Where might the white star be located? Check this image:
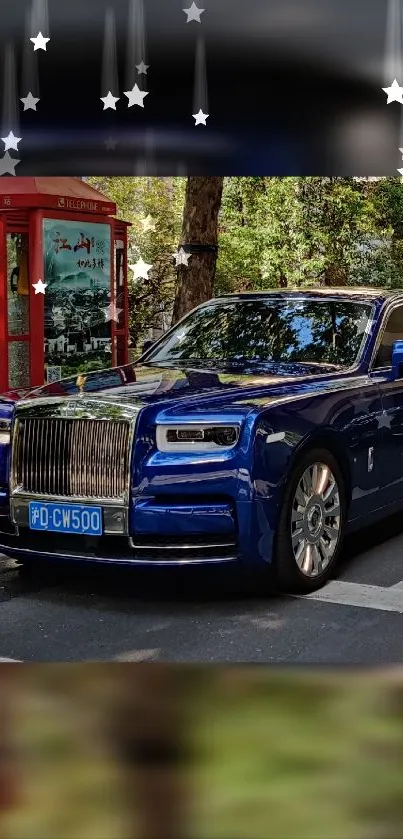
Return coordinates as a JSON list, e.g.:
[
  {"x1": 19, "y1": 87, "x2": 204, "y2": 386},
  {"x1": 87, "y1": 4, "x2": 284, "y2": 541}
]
[
  {"x1": 399, "y1": 147, "x2": 403, "y2": 155},
  {"x1": 1, "y1": 131, "x2": 22, "y2": 151},
  {"x1": 183, "y1": 2, "x2": 205, "y2": 22},
  {"x1": 175, "y1": 329, "x2": 187, "y2": 344},
  {"x1": 378, "y1": 411, "x2": 392, "y2": 429},
  {"x1": 192, "y1": 109, "x2": 209, "y2": 125},
  {"x1": 140, "y1": 215, "x2": 156, "y2": 232},
  {"x1": 0, "y1": 152, "x2": 20, "y2": 176},
  {"x1": 398, "y1": 168, "x2": 403, "y2": 176},
  {"x1": 382, "y1": 79, "x2": 403, "y2": 104},
  {"x1": 355, "y1": 314, "x2": 373, "y2": 336},
  {"x1": 124, "y1": 84, "x2": 149, "y2": 108},
  {"x1": 173, "y1": 247, "x2": 192, "y2": 266},
  {"x1": 30, "y1": 32, "x2": 50, "y2": 51},
  {"x1": 20, "y1": 92, "x2": 40, "y2": 111},
  {"x1": 103, "y1": 303, "x2": 123, "y2": 323},
  {"x1": 130, "y1": 258, "x2": 153, "y2": 279},
  {"x1": 32, "y1": 279, "x2": 47, "y2": 295},
  {"x1": 105, "y1": 137, "x2": 117, "y2": 150},
  {"x1": 101, "y1": 92, "x2": 120, "y2": 110},
  {"x1": 136, "y1": 61, "x2": 149, "y2": 75}
]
